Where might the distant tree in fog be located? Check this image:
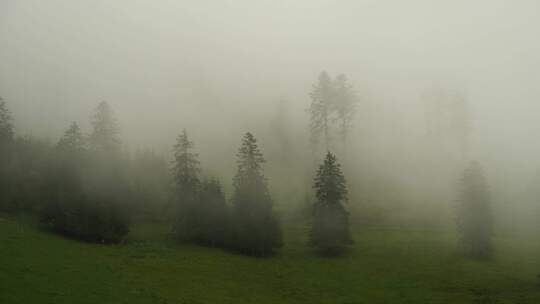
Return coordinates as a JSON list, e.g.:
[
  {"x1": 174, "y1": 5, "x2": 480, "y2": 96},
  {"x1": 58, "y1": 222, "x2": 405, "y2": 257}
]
[
  {"x1": 230, "y1": 132, "x2": 282, "y2": 256},
  {"x1": 333, "y1": 74, "x2": 358, "y2": 145},
  {"x1": 0, "y1": 97, "x2": 14, "y2": 144},
  {"x1": 457, "y1": 161, "x2": 493, "y2": 258},
  {"x1": 89, "y1": 101, "x2": 120, "y2": 152},
  {"x1": 310, "y1": 152, "x2": 352, "y2": 255},
  {"x1": 57, "y1": 122, "x2": 86, "y2": 153},
  {"x1": 309, "y1": 72, "x2": 358, "y2": 151},
  {"x1": 172, "y1": 129, "x2": 202, "y2": 241},
  {"x1": 309, "y1": 71, "x2": 334, "y2": 150},
  {"x1": 271, "y1": 99, "x2": 292, "y2": 164}
]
